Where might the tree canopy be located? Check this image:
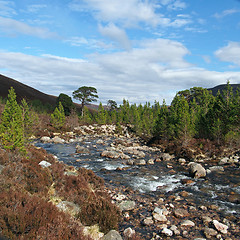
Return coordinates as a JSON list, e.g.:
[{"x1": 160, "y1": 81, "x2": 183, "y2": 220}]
[{"x1": 72, "y1": 86, "x2": 98, "y2": 116}]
